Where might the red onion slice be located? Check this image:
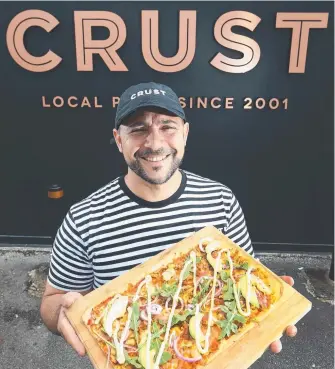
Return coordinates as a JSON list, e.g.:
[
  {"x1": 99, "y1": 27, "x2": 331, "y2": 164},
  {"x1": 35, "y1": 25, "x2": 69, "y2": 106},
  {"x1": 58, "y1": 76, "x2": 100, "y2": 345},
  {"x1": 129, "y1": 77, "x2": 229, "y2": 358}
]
[
  {"x1": 169, "y1": 331, "x2": 176, "y2": 348},
  {"x1": 173, "y1": 336, "x2": 202, "y2": 363},
  {"x1": 150, "y1": 303, "x2": 163, "y2": 315},
  {"x1": 214, "y1": 279, "x2": 223, "y2": 297},
  {"x1": 140, "y1": 303, "x2": 163, "y2": 320},
  {"x1": 124, "y1": 344, "x2": 138, "y2": 353}
]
